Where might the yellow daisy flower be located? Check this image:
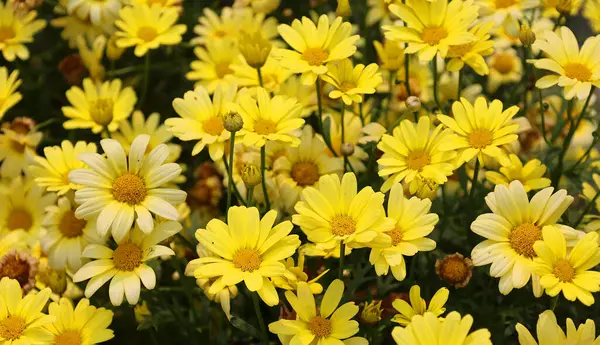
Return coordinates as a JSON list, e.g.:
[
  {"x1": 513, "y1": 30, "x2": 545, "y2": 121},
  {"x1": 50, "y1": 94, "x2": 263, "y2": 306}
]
[
  {"x1": 73, "y1": 221, "x2": 181, "y2": 306},
  {"x1": 0, "y1": 118, "x2": 42, "y2": 177},
  {"x1": 392, "y1": 311, "x2": 492, "y2": 345},
  {"x1": 77, "y1": 35, "x2": 106, "y2": 82},
  {"x1": 438, "y1": 97, "x2": 520, "y2": 164},
  {"x1": 115, "y1": 4, "x2": 186, "y2": 57},
  {"x1": 584, "y1": 0, "x2": 600, "y2": 33},
  {"x1": 279, "y1": 75, "x2": 318, "y2": 117},
  {"x1": 268, "y1": 279, "x2": 368, "y2": 345},
  {"x1": 62, "y1": 78, "x2": 137, "y2": 134},
  {"x1": 274, "y1": 14, "x2": 360, "y2": 85},
  {"x1": 186, "y1": 40, "x2": 241, "y2": 94},
  {"x1": 530, "y1": 27, "x2": 600, "y2": 100},
  {"x1": 476, "y1": 0, "x2": 537, "y2": 24},
  {"x1": 131, "y1": 0, "x2": 182, "y2": 11},
  {"x1": 65, "y1": 0, "x2": 121, "y2": 26},
  {"x1": 0, "y1": 2, "x2": 46, "y2": 61},
  {"x1": 374, "y1": 39, "x2": 405, "y2": 71},
  {"x1": 69, "y1": 135, "x2": 187, "y2": 242},
  {"x1": 532, "y1": 227, "x2": 600, "y2": 306},
  {"x1": 516, "y1": 310, "x2": 600, "y2": 345},
  {"x1": 370, "y1": 184, "x2": 438, "y2": 281},
  {"x1": 446, "y1": 22, "x2": 495, "y2": 76},
  {"x1": 382, "y1": 0, "x2": 479, "y2": 61},
  {"x1": 51, "y1": 0, "x2": 112, "y2": 49},
  {"x1": 367, "y1": 0, "x2": 398, "y2": 26},
  {"x1": 391, "y1": 285, "x2": 449, "y2": 326},
  {"x1": 324, "y1": 112, "x2": 369, "y2": 172},
  {"x1": 487, "y1": 48, "x2": 522, "y2": 92},
  {"x1": 0, "y1": 67, "x2": 21, "y2": 120},
  {"x1": 232, "y1": 57, "x2": 292, "y2": 94},
  {"x1": 271, "y1": 253, "x2": 328, "y2": 294},
  {"x1": 322, "y1": 59, "x2": 383, "y2": 105},
  {"x1": 46, "y1": 298, "x2": 114, "y2": 345},
  {"x1": 485, "y1": 154, "x2": 551, "y2": 192},
  {"x1": 377, "y1": 116, "x2": 458, "y2": 193},
  {"x1": 292, "y1": 172, "x2": 394, "y2": 250},
  {"x1": 301, "y1": 242, "x2": 353, "y2": 259},
  {"x1": 0, "y1": 278, "x2": 53, "y2": 344},
  {"x1": 188, "y1": 206, "x2": 300, "y2": 306}
]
